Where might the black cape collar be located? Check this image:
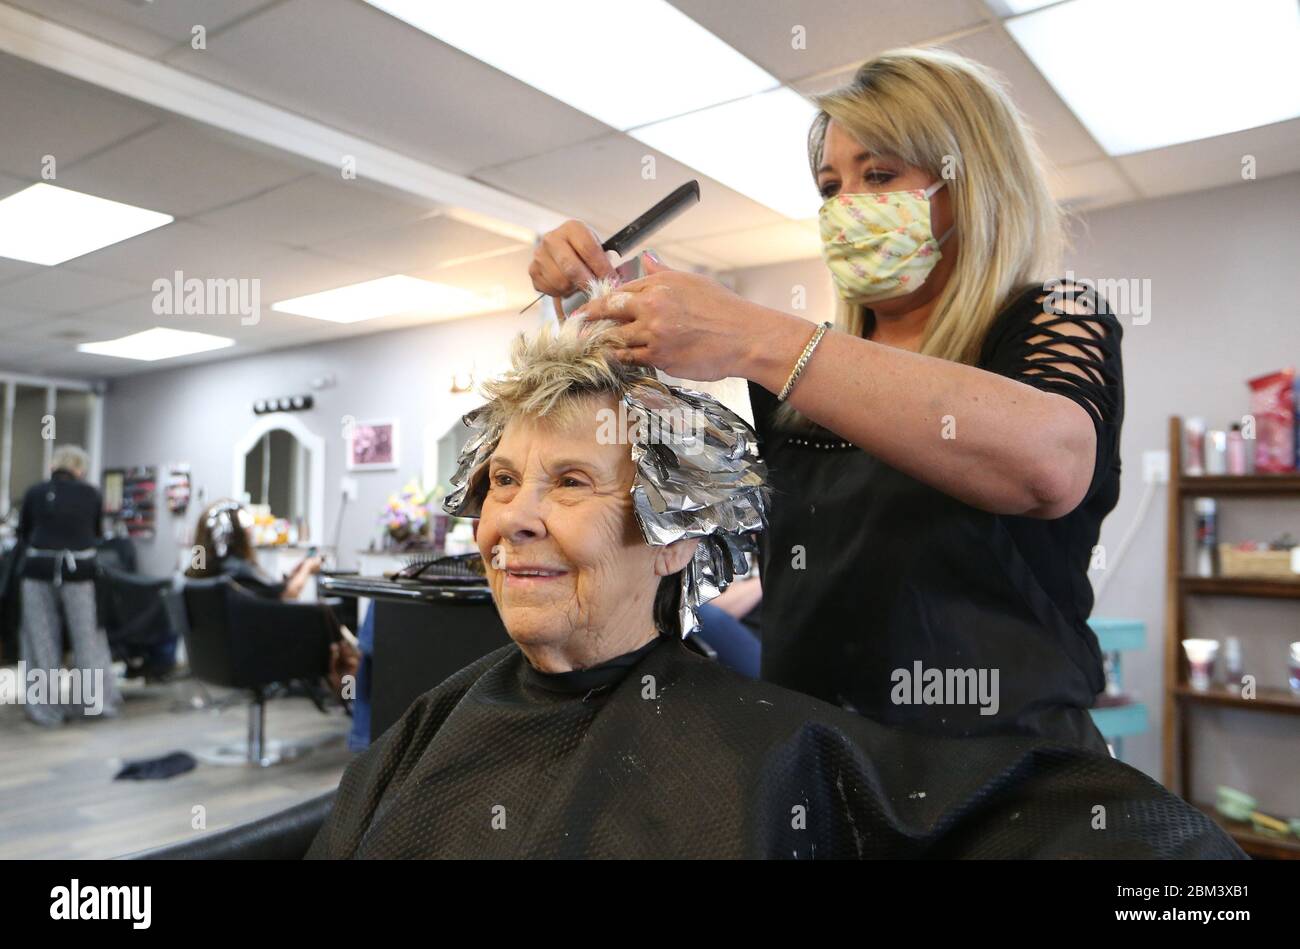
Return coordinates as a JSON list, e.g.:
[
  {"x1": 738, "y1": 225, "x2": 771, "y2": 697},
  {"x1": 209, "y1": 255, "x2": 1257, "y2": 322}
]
[{"x1": 520, "y1": 634, "x2": 666, "y2": 695}]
